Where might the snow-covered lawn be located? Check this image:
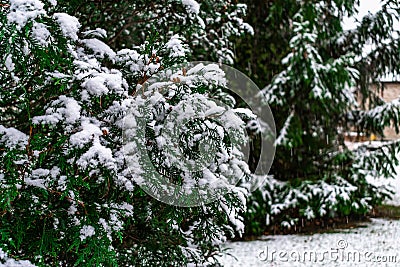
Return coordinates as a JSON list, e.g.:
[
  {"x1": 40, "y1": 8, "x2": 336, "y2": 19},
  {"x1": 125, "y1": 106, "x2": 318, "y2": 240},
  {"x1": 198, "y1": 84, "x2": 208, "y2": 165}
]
[{"x1": 219, "y1": 218, "x2": 400, "y2": 266}]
